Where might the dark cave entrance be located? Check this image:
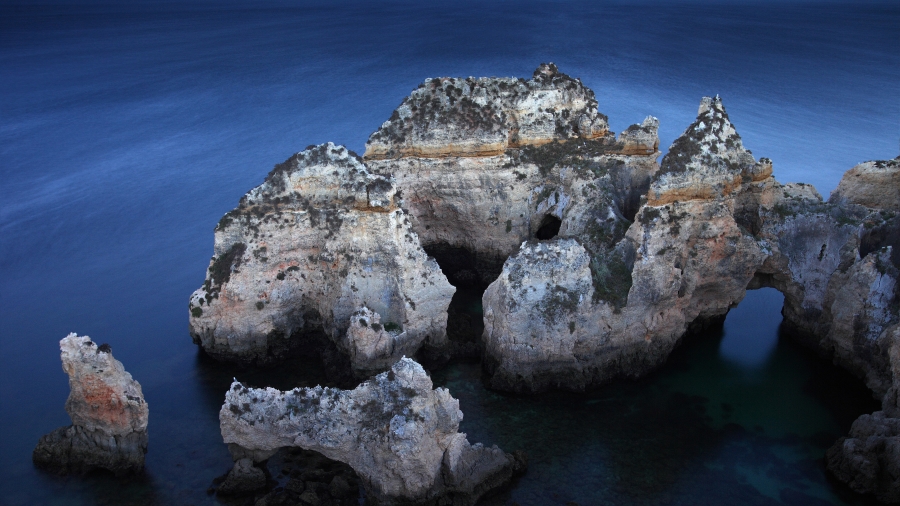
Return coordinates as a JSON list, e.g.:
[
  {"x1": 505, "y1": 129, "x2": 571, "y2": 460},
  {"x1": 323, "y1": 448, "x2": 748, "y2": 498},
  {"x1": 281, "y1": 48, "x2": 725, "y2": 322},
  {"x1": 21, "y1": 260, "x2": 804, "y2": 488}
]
[
  {"x1": 535, "y1": 215, "x2": 561, "y2": 240},
  {"x1": 422, "y1": 243, "x2": 507, "y2": 361}
]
